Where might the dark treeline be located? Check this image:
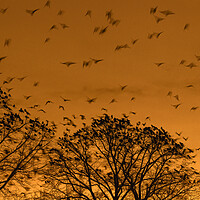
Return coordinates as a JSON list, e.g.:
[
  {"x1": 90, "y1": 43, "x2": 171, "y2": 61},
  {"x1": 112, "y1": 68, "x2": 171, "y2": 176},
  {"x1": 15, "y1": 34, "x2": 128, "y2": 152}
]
[{"x1": 0, "y1": 88, "x2": 200, "y2": 200}]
